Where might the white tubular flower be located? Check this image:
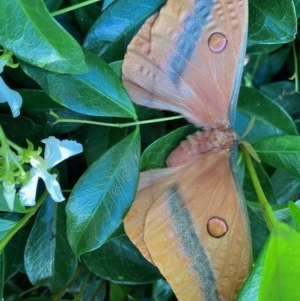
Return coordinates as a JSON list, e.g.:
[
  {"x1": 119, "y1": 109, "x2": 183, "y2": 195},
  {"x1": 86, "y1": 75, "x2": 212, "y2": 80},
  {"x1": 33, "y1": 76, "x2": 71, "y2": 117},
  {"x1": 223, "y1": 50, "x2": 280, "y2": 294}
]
[
  {"x1": 3, "y1": 180, "x2": 16, "y2": 211},
  {"x1": 0, "y1": 76, "x2": 22, "y2": 117},
  {"x1": 19, "y1": 137, "x2": 83, "y2": 206}
]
